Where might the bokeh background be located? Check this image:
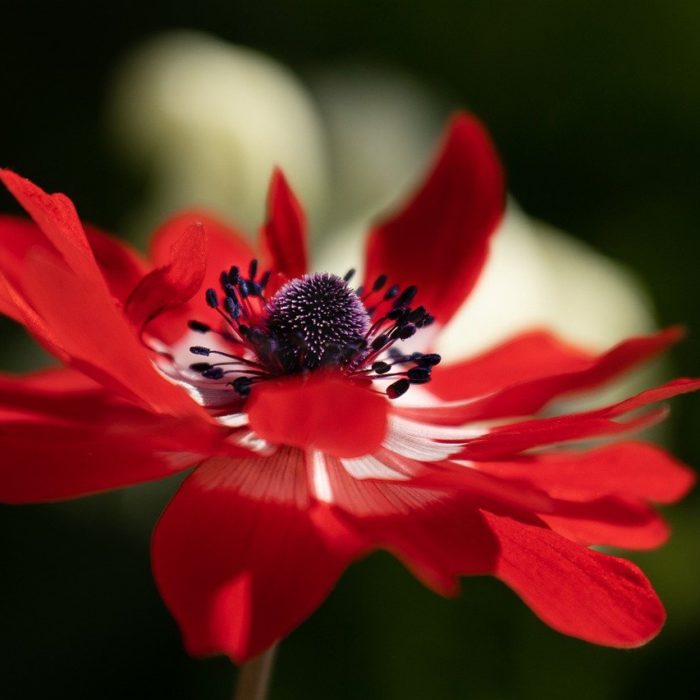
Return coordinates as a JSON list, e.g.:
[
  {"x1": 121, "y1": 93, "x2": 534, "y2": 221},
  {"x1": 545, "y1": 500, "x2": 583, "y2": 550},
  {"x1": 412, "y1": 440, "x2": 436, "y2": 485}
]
[{"x1": 2, "y1": 1, "x2": 700, "y2": 698}]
